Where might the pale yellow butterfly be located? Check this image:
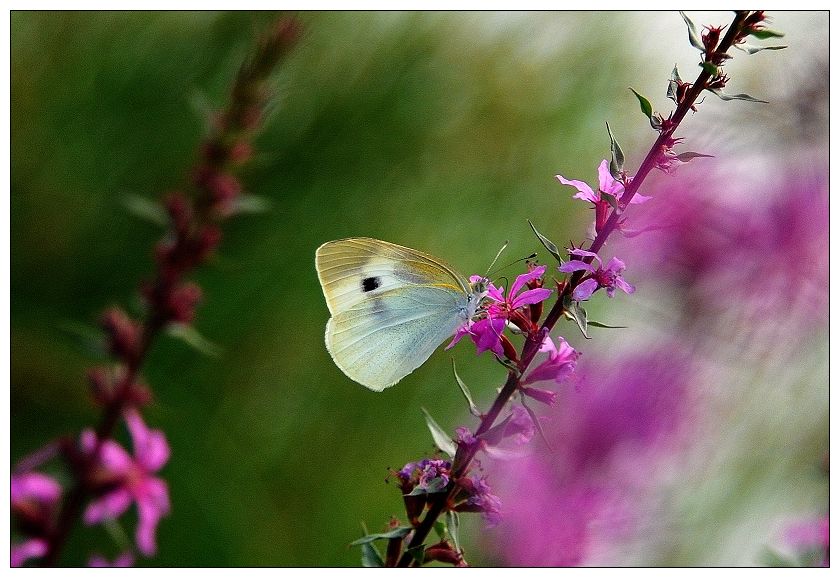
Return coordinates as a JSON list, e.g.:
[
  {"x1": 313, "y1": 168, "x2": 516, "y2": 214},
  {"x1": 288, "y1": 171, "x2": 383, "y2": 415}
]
[{"x1": 315, "y1": 238, "x2": 487, "y2": 391}]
